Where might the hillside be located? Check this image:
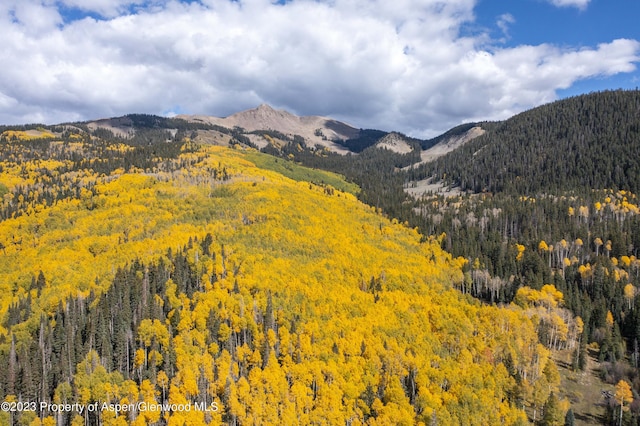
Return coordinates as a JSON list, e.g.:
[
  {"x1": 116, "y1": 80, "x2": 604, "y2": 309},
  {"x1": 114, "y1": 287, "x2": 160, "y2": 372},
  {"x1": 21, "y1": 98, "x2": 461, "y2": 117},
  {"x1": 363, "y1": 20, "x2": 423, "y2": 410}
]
[
  {"x1": 5, "y1": 92, "x2": 637, "y2": 424},
  {"x1": 257, "y1": 90, "x2": 640, "y2": 424},
  {"x1": 375, "y1": 133, "x2": 415, "y2": 154},
  {"x1": 420, "y1": 90, "x2": 640, "y2": 194},
  {"x1": 416, "y1": 125, "x2": 485, "y2": 164},
  {"x1": 0, "y1": 127, "x2": 563, "y2": 424},
  {"x1": 397, "y1": 91, "x2": 640, "y2": 424}
]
